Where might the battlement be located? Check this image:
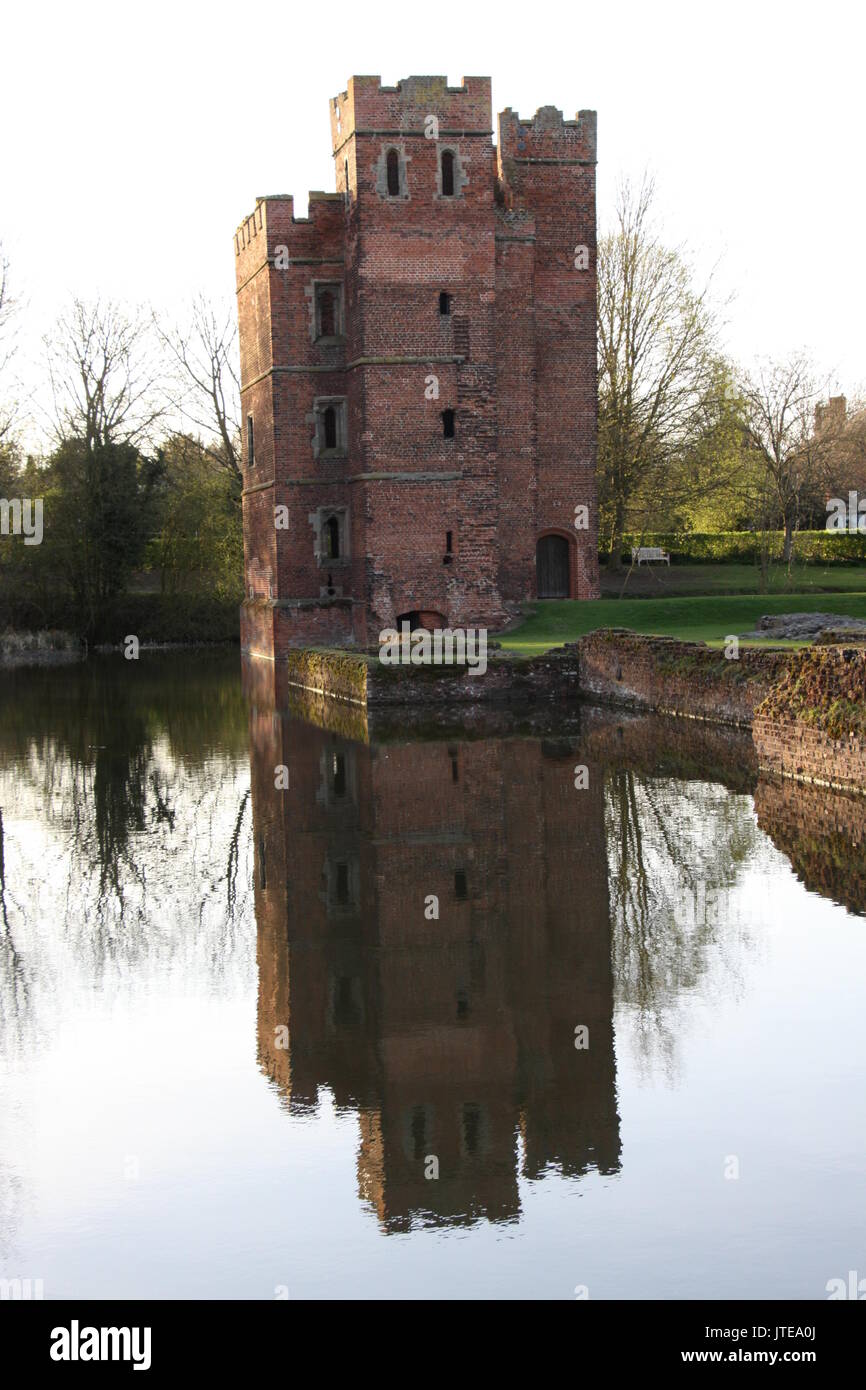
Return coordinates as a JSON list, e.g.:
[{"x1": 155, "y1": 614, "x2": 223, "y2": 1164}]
[
  {"x1": 330, "y1": 74, "x2": 493, "y2": 151},
  {"x1": 498, "y1": 105, "x2": 597, "y2": 166},
  {"x1": 234, "y1": 193, "x2": 344, "y2": 269}
]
